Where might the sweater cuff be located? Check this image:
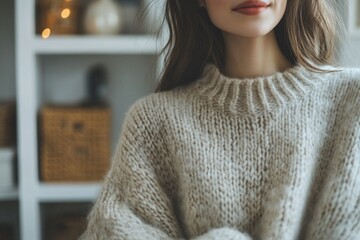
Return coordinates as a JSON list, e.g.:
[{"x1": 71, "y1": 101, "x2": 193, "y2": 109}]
[{"x1": 192, "y1": 227, "x2": 253, "y2": 240}]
